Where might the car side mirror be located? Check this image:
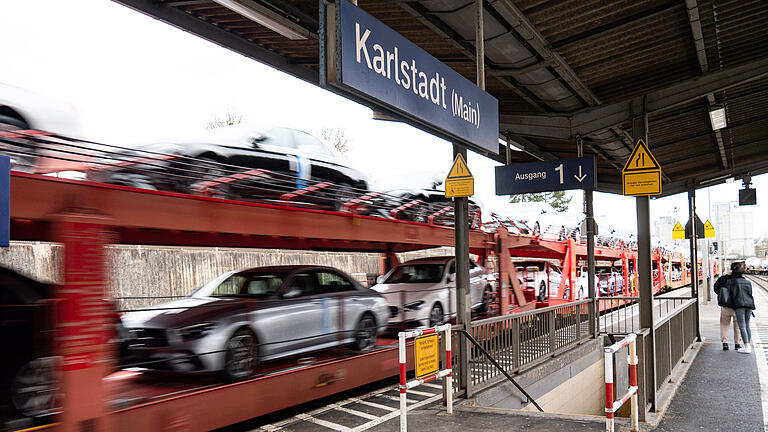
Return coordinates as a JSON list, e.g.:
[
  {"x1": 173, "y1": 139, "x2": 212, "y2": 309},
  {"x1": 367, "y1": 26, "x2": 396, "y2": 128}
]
[
  {"x1": 282, "y1": 287, "x2": 302, "y2": 299},
  {"x1": 376, "y1": 275, "x2": 385, "y2": 284}
]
